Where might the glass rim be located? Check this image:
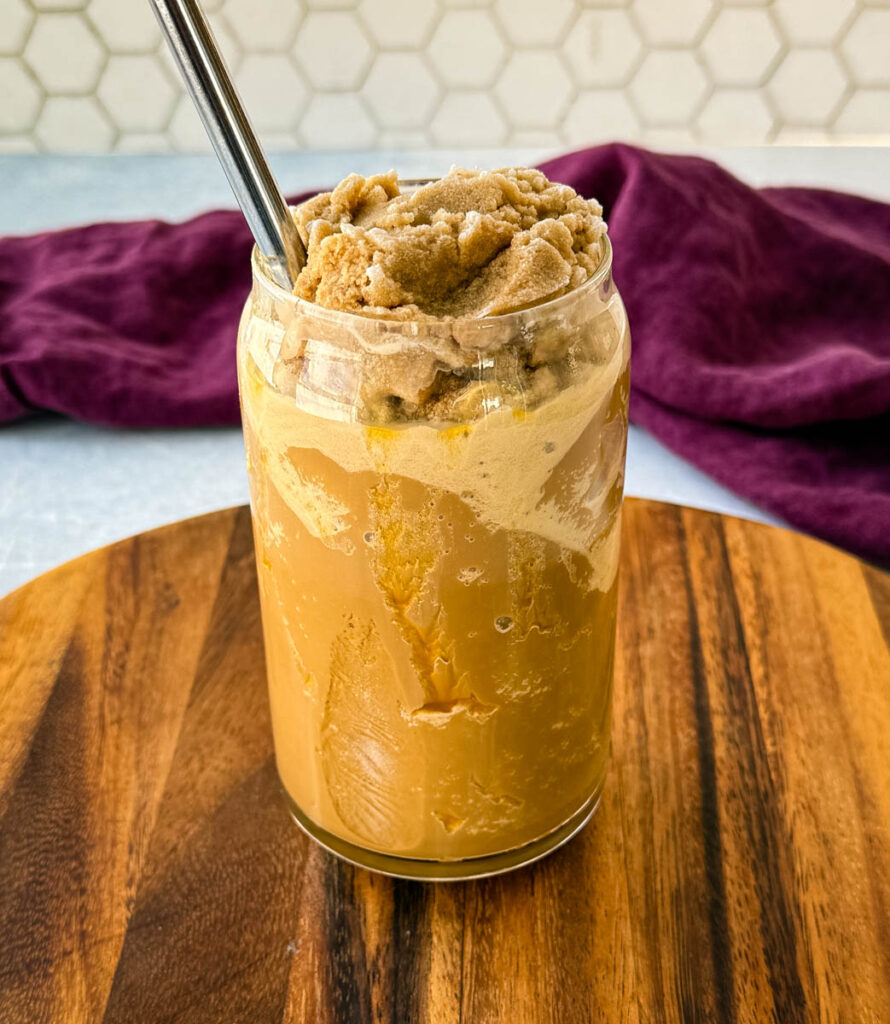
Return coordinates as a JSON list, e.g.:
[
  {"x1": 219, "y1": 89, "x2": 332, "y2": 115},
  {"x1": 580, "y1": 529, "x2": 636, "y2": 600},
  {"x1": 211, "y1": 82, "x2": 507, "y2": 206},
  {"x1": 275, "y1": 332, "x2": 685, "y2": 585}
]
[{"x1": 250, "y1": 188, "x2": 614, "y2": 331}]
